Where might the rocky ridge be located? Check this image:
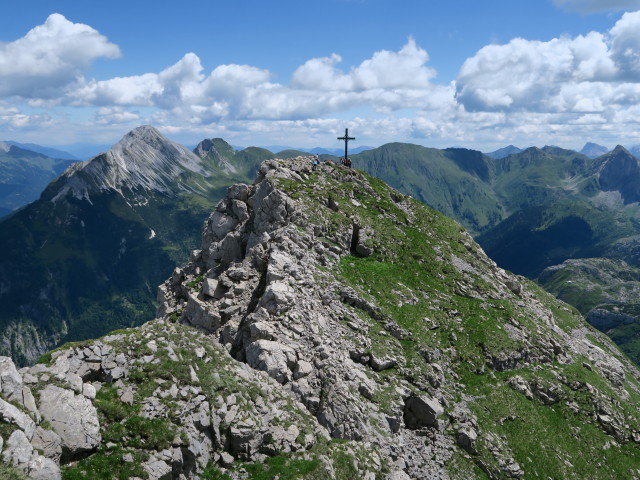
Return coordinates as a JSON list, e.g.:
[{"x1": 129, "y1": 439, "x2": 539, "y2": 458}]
[
  {"x1": 50, "y1": 126, "x2": 208, "y2": 202},
  {"x1": 2, "y1": 157, "x2": 640, "y2": 478}
]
